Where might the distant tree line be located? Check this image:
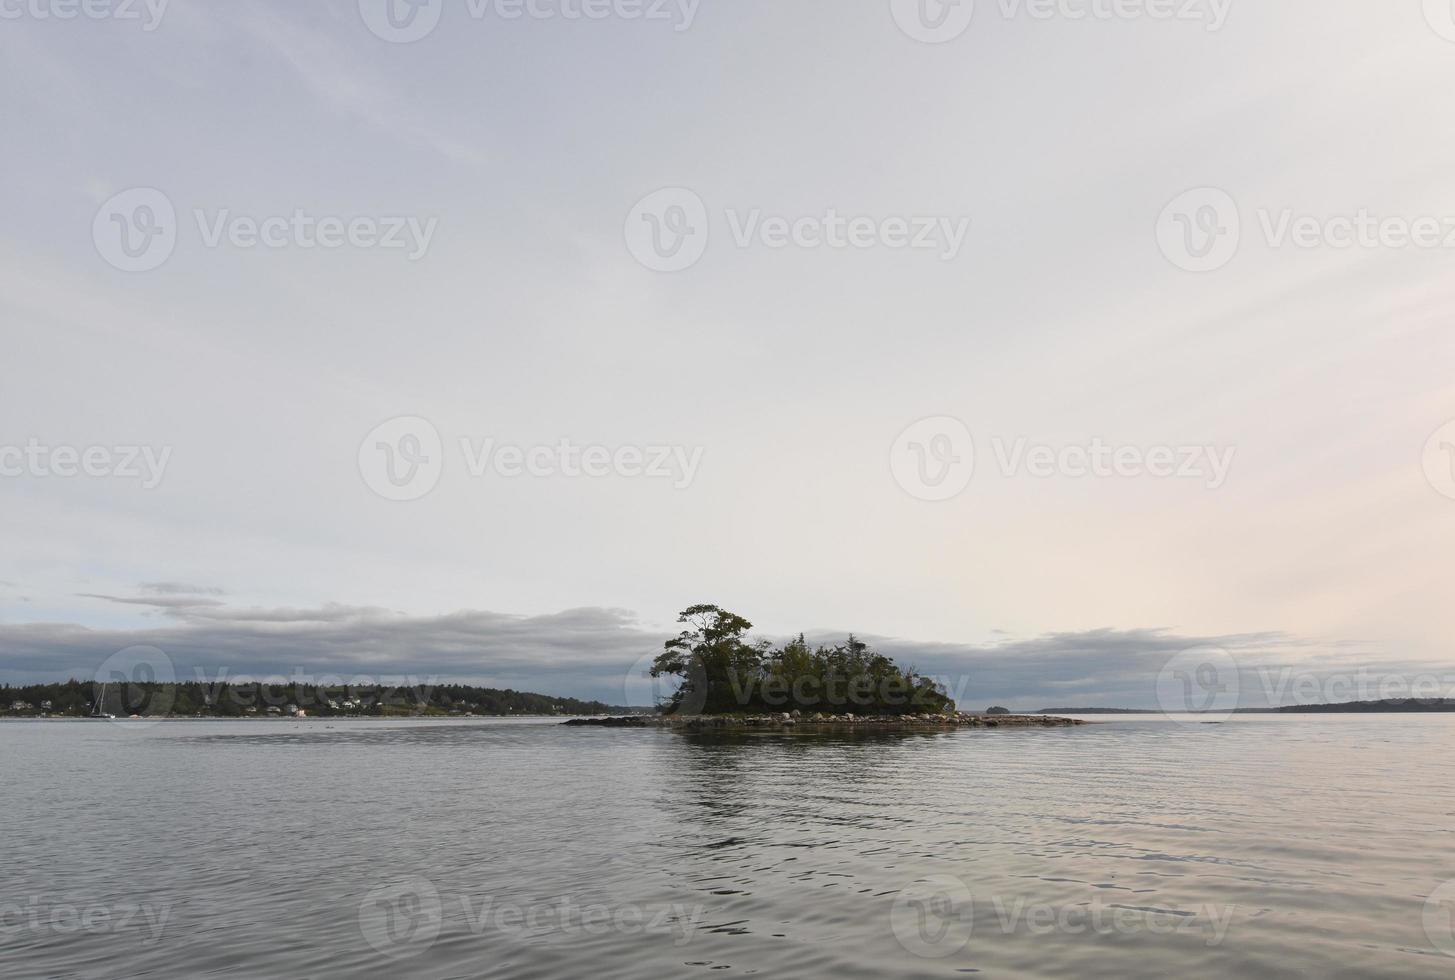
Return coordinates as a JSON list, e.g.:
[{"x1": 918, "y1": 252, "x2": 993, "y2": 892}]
[
  {"x1": 0, "y1": 679, "x2": 620, "y2": 718},
  {"x1": 650, "y1": 604, "x2": 954, "y2": 716},
  {"x1": 1276, "y1": 699, "x2": 1455, "y2": 713}
]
